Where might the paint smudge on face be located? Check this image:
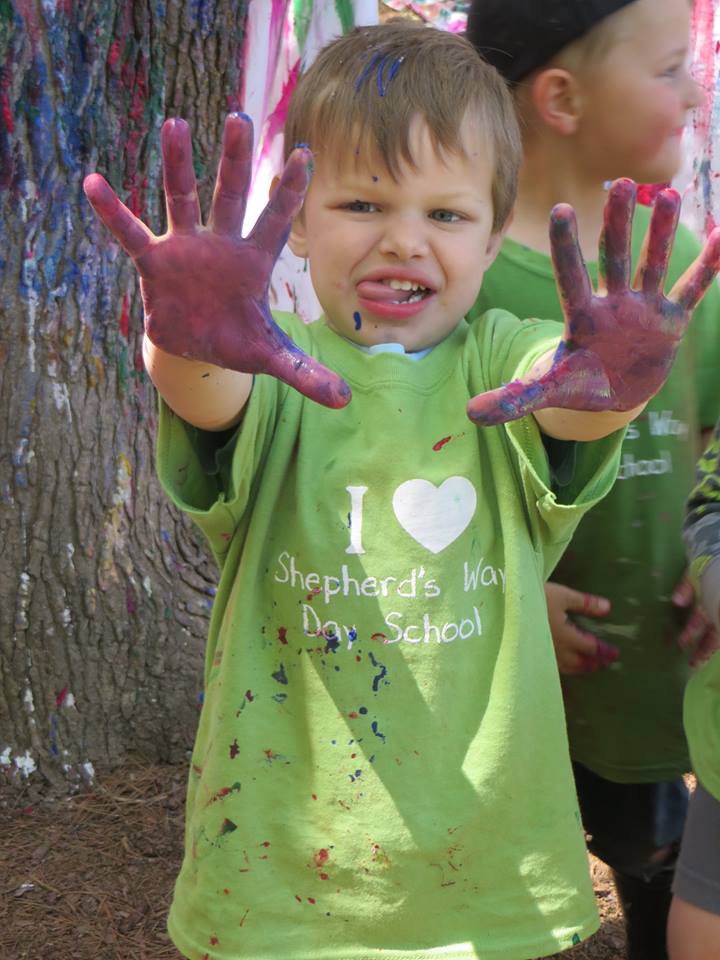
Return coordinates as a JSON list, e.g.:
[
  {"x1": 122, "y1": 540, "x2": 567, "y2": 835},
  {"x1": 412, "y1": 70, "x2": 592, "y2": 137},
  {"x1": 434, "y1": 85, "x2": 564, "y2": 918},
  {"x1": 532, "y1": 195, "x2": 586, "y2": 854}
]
[{"x1": 353, "y1": 311, "x2": 362, "y2": 330}]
